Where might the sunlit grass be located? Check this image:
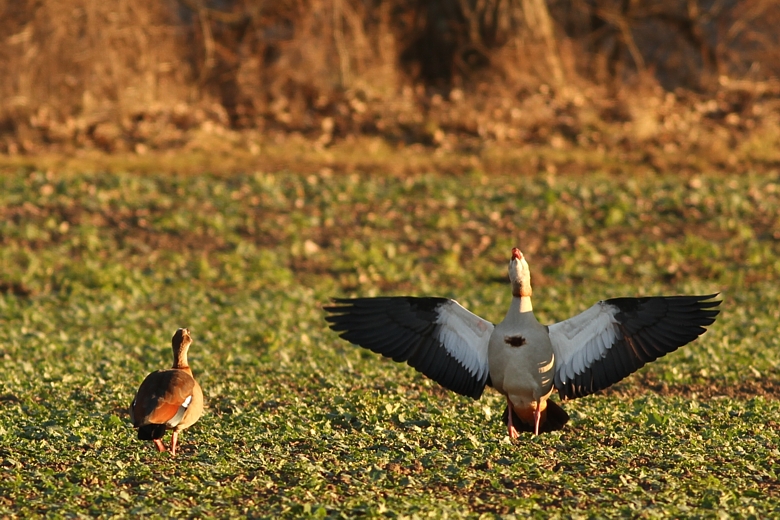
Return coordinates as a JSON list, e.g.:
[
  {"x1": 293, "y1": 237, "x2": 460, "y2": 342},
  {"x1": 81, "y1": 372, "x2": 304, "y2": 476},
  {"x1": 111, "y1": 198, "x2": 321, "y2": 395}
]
[{"x1": 1, "y1": 168, "x2": 779, "y2": 517}]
